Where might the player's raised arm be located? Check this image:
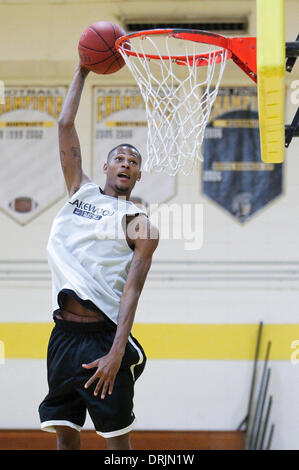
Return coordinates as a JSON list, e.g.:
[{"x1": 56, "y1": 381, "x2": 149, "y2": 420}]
[{"x1": 58, "y1": 63, "x2": 91, "y2": 196}]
